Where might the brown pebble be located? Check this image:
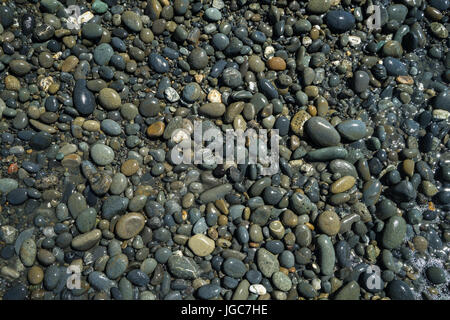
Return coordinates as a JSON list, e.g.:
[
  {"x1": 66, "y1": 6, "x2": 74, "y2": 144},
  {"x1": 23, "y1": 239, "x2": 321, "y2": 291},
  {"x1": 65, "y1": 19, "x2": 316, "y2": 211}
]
[
  {"x1": 61, "y1": 56, "x2": 79, "y2": 72},
  {"x1": 267, "y1": 57, "x2": 286, "y2": 71},
  {"x1": 28, "y1": 266, "x2": 44, "y2": 285},
  {"x1": 147, "y1": 121, "x2": 165, "y2": 137},
  {"x1": 121, "y1": 159, "x2": 140, "y2": 176}
]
